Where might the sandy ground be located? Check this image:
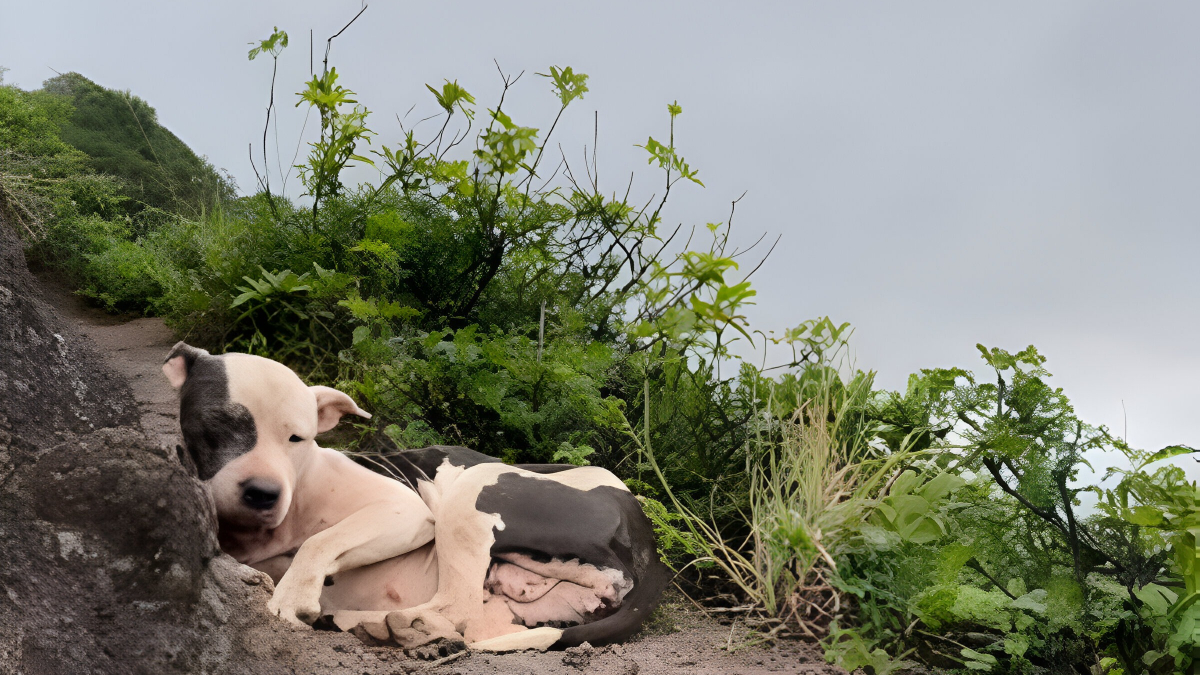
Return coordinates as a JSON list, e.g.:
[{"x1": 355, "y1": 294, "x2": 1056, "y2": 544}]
[{"x1": 38, "y1": 277, "x2": 845, "y2": 675}]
